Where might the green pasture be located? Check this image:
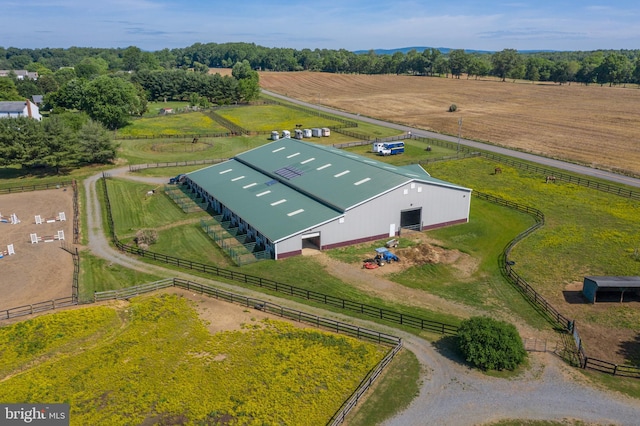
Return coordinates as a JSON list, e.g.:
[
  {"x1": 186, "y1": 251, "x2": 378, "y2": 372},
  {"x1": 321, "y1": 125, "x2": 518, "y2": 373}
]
[
  {"x1": 217, "y1": 104, "x2": 342, "y2": 132},
  {"x1": 426, "y1": 157, "x2": 640, "y2": 327},
  {"x1": 347, "y1": 348, "x2": 421, "y2": 426},
  {"x1": 0, "y1": 294, "x2": 388, "y2": 425},
  {"x1": 117, "y1": 135, "x2": 268, "y2": 164},
  {"x1": 117, "y1": 112, "x2": 228, "y2": 137},
  {"x1": 104, "y1": 178, "x2": 209, "y2": 240},
  {"x1": 143, "y1": 101, "x2": 190, "y2": 117},
  {"x1": 344, "y1": 138, "x2": 458, "y2": 165},
  {"x1": 79, "y1": 251, "x2": 163, "y2": 301}
]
